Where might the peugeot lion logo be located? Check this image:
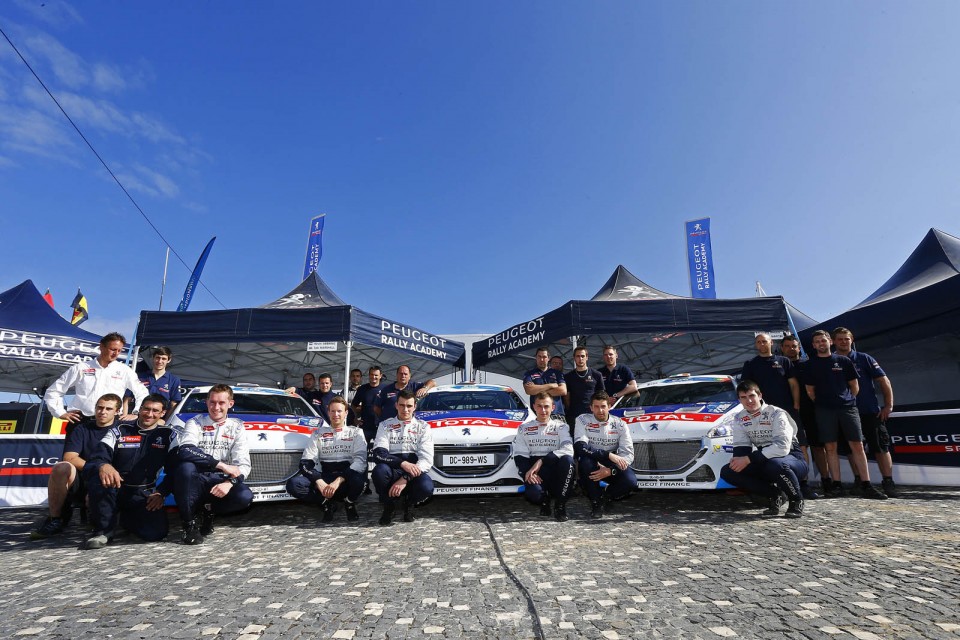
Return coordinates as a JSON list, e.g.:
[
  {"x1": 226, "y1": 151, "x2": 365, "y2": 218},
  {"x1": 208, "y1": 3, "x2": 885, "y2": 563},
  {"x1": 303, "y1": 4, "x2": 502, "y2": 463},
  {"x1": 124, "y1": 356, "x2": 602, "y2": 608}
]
[{"x1": 462, "y1": 428, "x2": 471, "y2": 436}]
